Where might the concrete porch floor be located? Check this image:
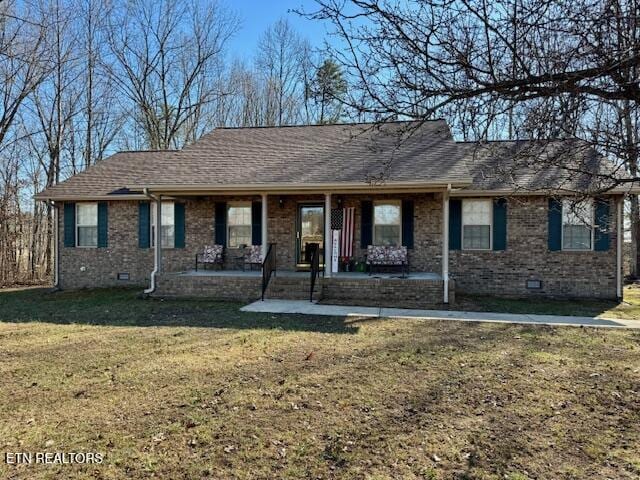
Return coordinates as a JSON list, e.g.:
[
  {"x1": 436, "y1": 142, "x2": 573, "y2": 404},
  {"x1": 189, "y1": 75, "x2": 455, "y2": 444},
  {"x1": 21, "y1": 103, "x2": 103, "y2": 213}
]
[{"x1": 177, "y1": 269, "x2": 442, "y2": 281}]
